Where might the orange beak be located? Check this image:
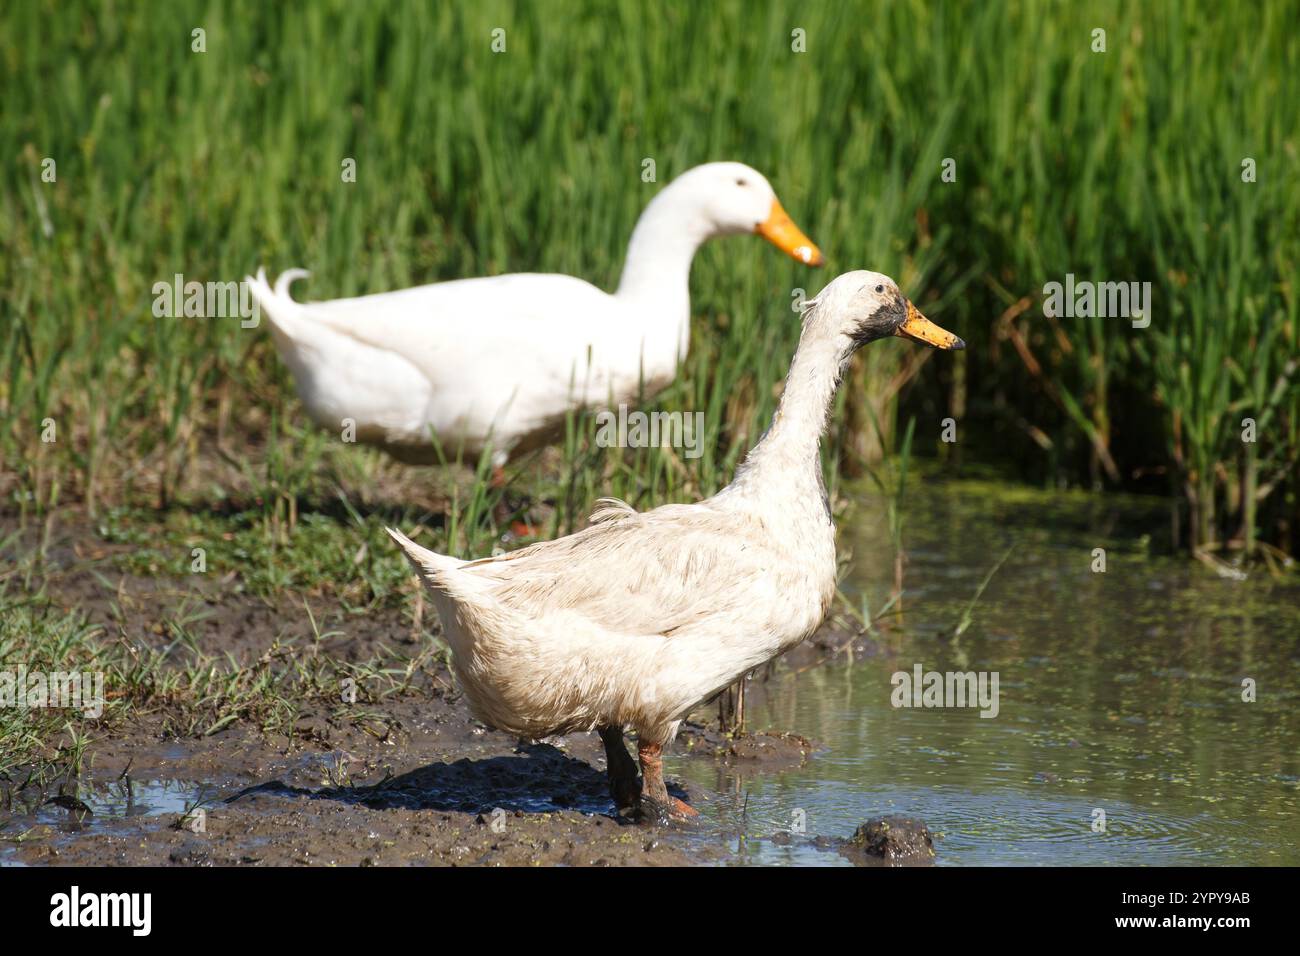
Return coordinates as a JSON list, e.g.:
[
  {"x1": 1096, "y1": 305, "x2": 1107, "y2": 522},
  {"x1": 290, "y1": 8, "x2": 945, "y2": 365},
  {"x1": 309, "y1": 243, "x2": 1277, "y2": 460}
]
[
  {"x1": 895, "y1": 300, "x2": 965, "y2": 350},
  {"x1": 756, "y1": 198, "x2": 824, "y2": 266}
]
